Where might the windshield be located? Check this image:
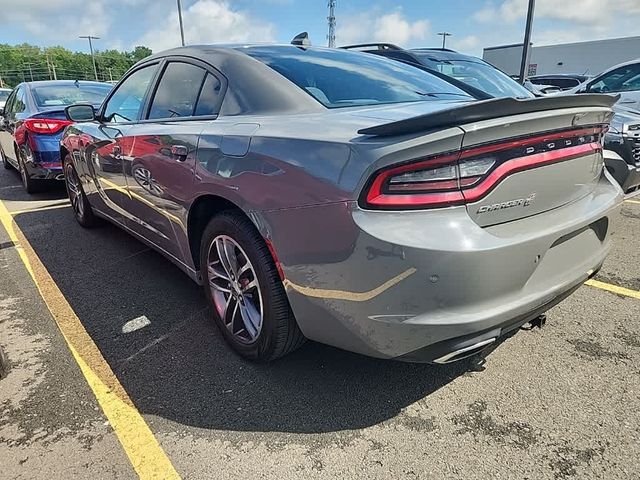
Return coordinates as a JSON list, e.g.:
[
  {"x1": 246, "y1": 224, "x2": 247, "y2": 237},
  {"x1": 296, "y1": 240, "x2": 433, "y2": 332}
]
[
  {"x1": 413, "y1": 55, "x2": 533, "y2": 99},
  {"x1": 244, "y1": 47, "x2": 473, "y2": 108},
  {"x1": 31, "y1": 83, "x2": 112, "y2": 108},
  {"x1": 0, "y1": 90, "x2": 10, "y2": 101}
]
